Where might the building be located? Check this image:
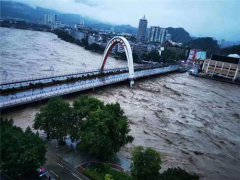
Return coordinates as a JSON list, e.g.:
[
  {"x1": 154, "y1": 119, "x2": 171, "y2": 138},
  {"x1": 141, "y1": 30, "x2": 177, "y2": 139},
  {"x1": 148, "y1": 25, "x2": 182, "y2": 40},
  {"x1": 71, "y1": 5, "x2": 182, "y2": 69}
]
[
  {"x1": 44, "y1": 14, "x2": 58, "y2": 26},
  {"x1": 148, "y1": 26, "x2": 169, "y2": 45},
  {"x1": 137, "y1": 15, "x2": 148, "y2": 43},
  {"x1": 202, "y1": 54, "x2": 240, "y2": 81},
  {"x1": 188, "y1": 49, "x2": 207, "y2": 61},
  {"x1": 159, "y1": 28, "x2": 167, "y2": 45}
]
